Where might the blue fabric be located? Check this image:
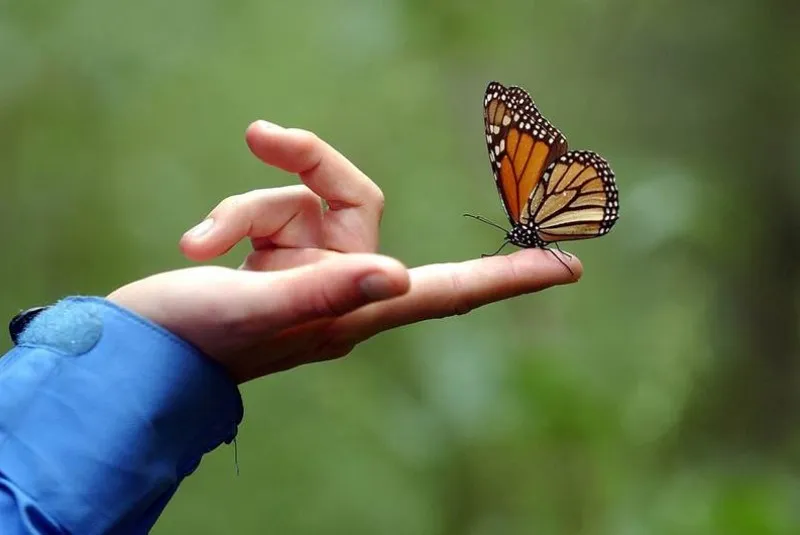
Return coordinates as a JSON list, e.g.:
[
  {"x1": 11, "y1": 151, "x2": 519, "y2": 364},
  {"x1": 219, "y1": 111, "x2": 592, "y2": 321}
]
[
  {"x1": 16, "y1": 300, "x2": 103, "y2": 355},
  {"x1": 0, "y1": 296, "x2": 244, "y2": 534}
]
